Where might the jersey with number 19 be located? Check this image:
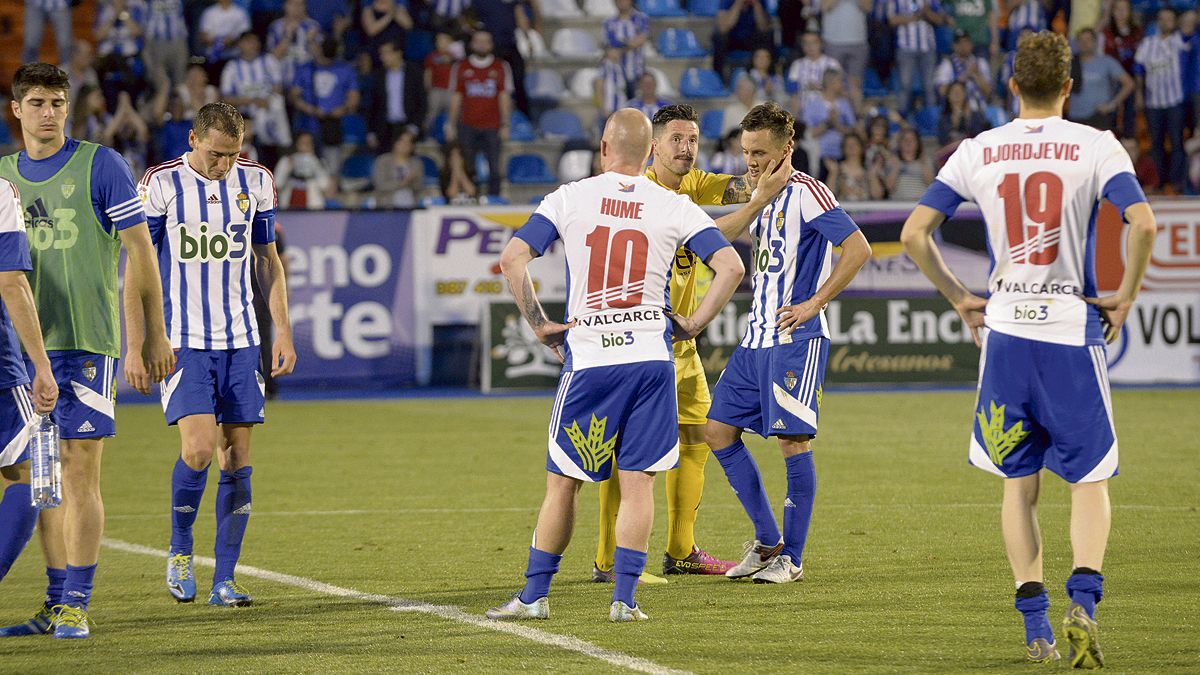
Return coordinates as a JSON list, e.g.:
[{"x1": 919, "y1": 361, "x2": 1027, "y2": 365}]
[
  {"x1": 514, "y1": 171, "x2": 730, "y2": 482},
  {"x1": 917, "y1": 116, "x2": 1148, "y2": 484}
]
